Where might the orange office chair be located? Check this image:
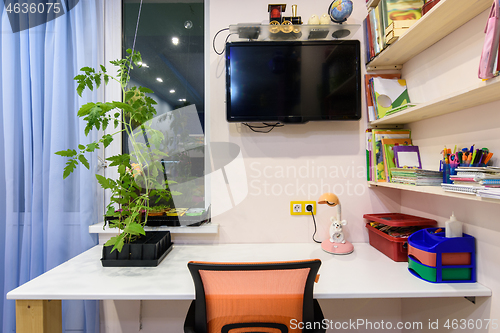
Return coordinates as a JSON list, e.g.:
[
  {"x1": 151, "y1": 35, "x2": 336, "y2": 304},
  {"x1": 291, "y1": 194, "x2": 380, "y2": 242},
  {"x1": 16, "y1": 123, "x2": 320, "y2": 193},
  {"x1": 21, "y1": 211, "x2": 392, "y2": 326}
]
[{"x1": 184, "y1": 259, "x2": 325, "y2": 333}]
